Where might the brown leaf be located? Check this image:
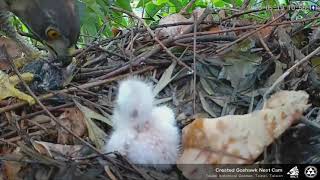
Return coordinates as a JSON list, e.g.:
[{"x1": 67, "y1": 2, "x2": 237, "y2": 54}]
[
  {"x1": 1, "y1": 148, "x2": 23, "y2": 180},
  {"x1": 32, "y1": 141, "x2": 84, "y2": 159},
  {"x1": 257, "y1": 26, "x2": 274, "y2": 38},
  {"x1": 156, "y1": 14, "x2": 191, "y2": 38},
  {"x1": 58, "y1": 108, "x2": 87, "y2": 144},
  {"x1": 2, "y1": 161, "x2": 22, "y2": 180},
  {"x1": 75, "y1": 100, "x2": 111, "y2": 149},
  {"x1": 0, "y1": 37, "x2": 23, "y2": 70}
]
